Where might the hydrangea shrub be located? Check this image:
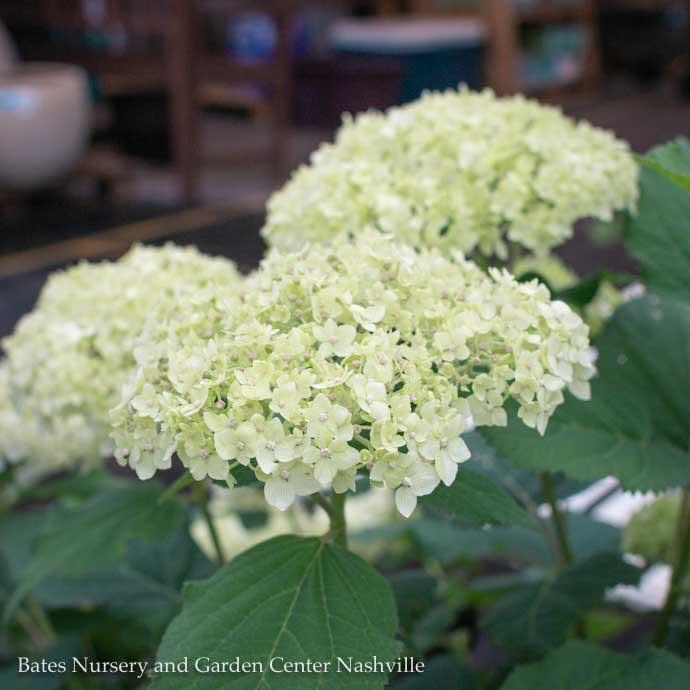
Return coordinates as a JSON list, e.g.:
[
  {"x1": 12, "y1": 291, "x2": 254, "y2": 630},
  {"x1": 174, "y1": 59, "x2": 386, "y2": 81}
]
[
  {"x1": 263, "y1": 88, "x2": 638, "y2": 259},
  {"x1": 113, "y1": 235, "x2": 594, "y2": 517},
  {"x1": 0, "y1": 245, "x2": 240, "y2": 474}
]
